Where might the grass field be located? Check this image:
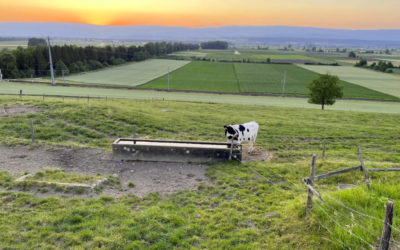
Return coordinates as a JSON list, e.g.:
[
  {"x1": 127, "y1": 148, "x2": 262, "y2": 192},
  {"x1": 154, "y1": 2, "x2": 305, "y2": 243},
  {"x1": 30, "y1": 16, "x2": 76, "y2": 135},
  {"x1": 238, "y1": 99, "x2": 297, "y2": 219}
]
[
  {"x1": 0, "y1": 96, "x2": 399, "y2": 248},
  {"x1": 301, "y1": 65, "x2": 400, "y2": 98},
  {"x1": 63, "y1": 59, "x2": 190, "y2": 86},
  {"x1": 171, "y1": 49, "x2": 338, "y2": 63},
  {"x1": 142, "y1": 61, "x2": 240, "y2": 92},
  {"x1": 0, "y1": 41, "x2": 27, "y2": 50},
  {"x1": 143, "y1": 61, "x2": 398, "y2": 100},
  {"x1": 2, "y1": 82, "x2": 400, "y2": 114}
]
